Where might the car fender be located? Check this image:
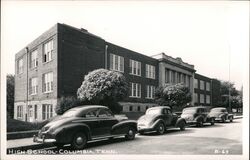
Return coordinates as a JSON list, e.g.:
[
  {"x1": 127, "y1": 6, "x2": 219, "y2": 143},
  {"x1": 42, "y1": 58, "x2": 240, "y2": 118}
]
[
  {"x1": 228, "y1": 114, "x2": 234, "y2": 119},
  {"x1": 194, "y1": 115, "x2": 204, "y2": 122},
  {"x1": 219, "y1": 113, "x2": 226, "y2": 118},
  {"x1": 175, "y1": 118, "x2": 186, "y2": 127},
  {"x1": 150, "y1": 119, "x2": 165, "y2": 129},
  {"x1": 54, "y1": 123, "x2": 91, "y2": 143},
  {"x1": 112, "y1": 120, "x2": 137, "y2": 134}
]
